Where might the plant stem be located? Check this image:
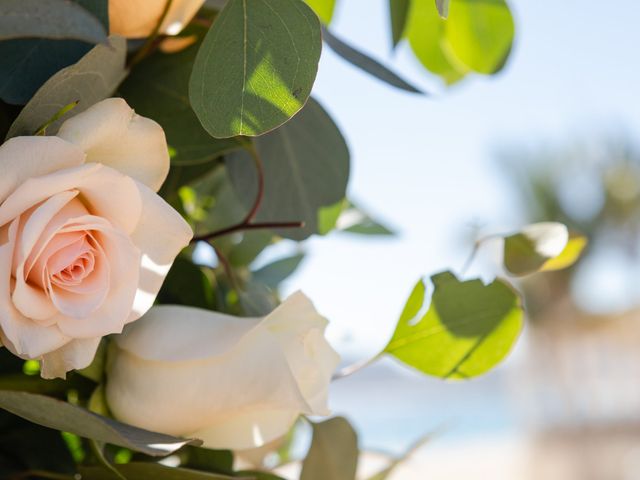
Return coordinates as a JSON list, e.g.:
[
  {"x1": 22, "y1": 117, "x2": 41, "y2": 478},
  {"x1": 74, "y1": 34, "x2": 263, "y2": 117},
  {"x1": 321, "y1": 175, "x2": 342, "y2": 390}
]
[
  {"x1": 190, "y1": 142, "x2": 304, "y2": 243},
  {"x1": 332, "y1": 353, "x2": 383, "y2": 381},
  {"x1": 213, "y1": 245, "x2": 239, "y2": 291},
  {"x1": 128, "y1": 0, "x2": 174, "y2": 68}
]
